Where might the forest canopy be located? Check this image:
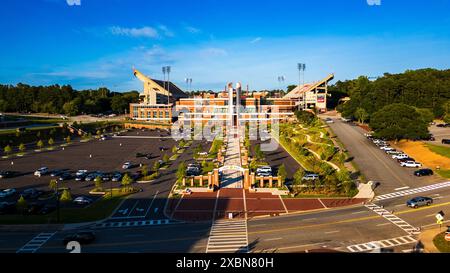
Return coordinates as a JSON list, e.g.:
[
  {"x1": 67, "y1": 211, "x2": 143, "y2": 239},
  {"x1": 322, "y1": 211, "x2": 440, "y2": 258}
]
[{"x1": 0, "y1": 83, "x2": 139, "y2": 116}]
